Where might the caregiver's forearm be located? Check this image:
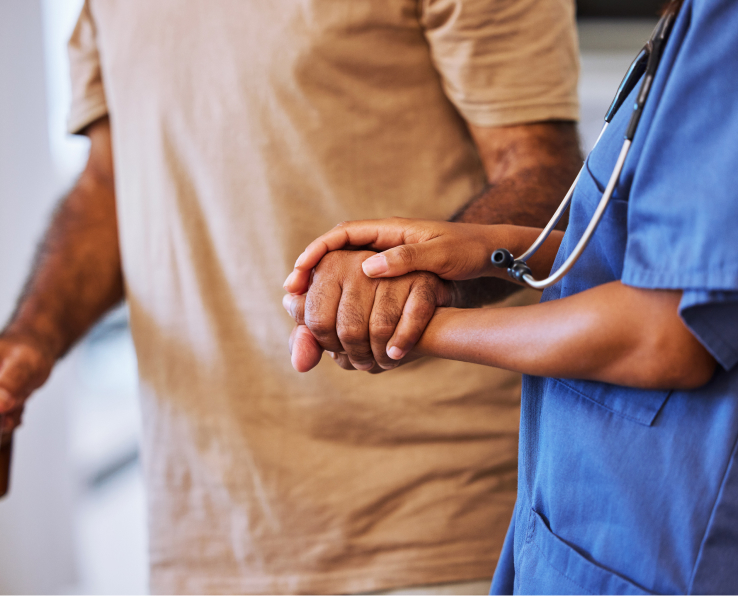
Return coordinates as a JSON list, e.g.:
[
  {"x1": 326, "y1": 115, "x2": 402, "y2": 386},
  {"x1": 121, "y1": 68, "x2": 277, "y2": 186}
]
[{"x1": 415, "y1": 281, "x2": 716, "y2": 390}]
